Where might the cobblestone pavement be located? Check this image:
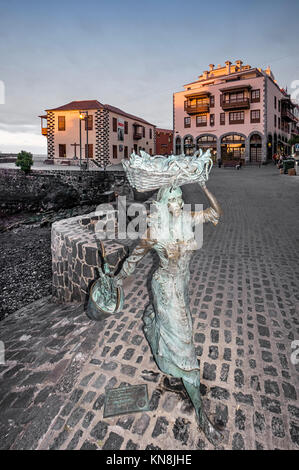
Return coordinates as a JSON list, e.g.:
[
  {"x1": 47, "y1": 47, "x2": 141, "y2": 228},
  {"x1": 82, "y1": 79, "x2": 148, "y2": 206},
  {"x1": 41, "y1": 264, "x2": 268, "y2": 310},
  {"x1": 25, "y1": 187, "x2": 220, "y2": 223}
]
[{"x1": 0, "y1": 165, "x2": 299, "y2": 450}]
